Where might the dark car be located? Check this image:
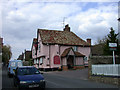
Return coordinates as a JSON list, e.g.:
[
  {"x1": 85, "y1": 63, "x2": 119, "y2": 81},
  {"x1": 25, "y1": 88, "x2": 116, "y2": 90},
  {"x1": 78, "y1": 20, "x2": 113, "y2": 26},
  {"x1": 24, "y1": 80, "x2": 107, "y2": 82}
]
[{"x1": 13, "y1": 66, "x2": 45, "y2": 89}]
